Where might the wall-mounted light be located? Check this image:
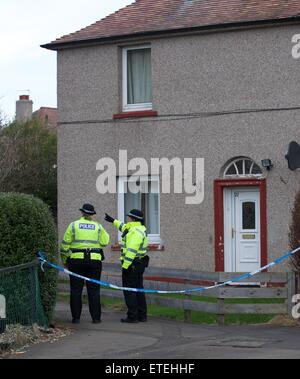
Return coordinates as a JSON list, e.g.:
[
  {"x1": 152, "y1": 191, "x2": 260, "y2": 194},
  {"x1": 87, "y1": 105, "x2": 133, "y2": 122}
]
[{"x1": 261, "y1": 159, "x2": 273, "y2": 171}]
